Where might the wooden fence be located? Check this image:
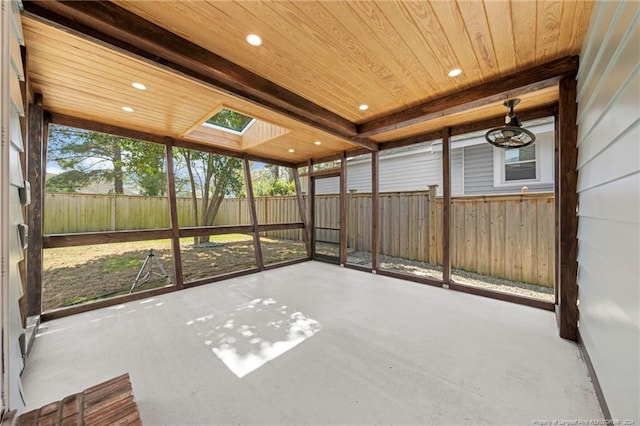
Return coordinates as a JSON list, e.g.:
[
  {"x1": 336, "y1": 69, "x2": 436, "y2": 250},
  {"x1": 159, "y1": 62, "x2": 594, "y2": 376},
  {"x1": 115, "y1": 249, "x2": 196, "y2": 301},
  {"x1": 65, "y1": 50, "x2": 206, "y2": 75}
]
[
  {"x1": 44, "y1": 191, "x2": 554, "y2": 286},
  {"x1": 43, "y1": 193, "x2": 302, "y2": 239}
]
